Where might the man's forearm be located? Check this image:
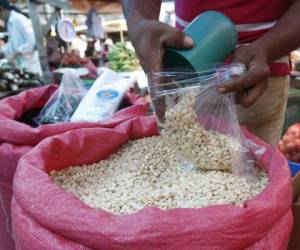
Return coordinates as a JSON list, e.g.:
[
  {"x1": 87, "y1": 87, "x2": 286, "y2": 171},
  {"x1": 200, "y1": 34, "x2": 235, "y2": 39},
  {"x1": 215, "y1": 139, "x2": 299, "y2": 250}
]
[
  {"x1": 122, "y1": 0, "x2": 162, "y2": 25},
  {"x1": 253, "y1": 0, "x2": 300, "y2": 63},
  {"x1": 121, "y1": 0, "x2": 193, "y2": 73}
]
